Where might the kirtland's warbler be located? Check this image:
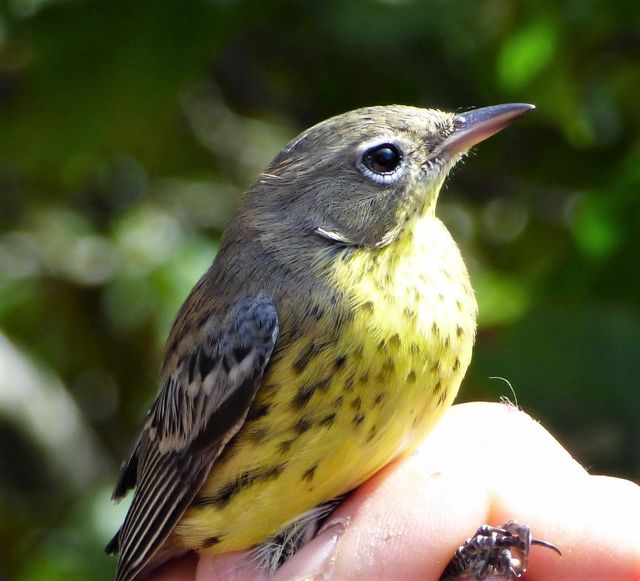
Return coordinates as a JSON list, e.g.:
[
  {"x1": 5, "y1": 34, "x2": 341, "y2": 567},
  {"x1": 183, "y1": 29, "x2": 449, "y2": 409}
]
[{"x1": 107, "y1": 103, "x2": 534, "y2": 580}]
